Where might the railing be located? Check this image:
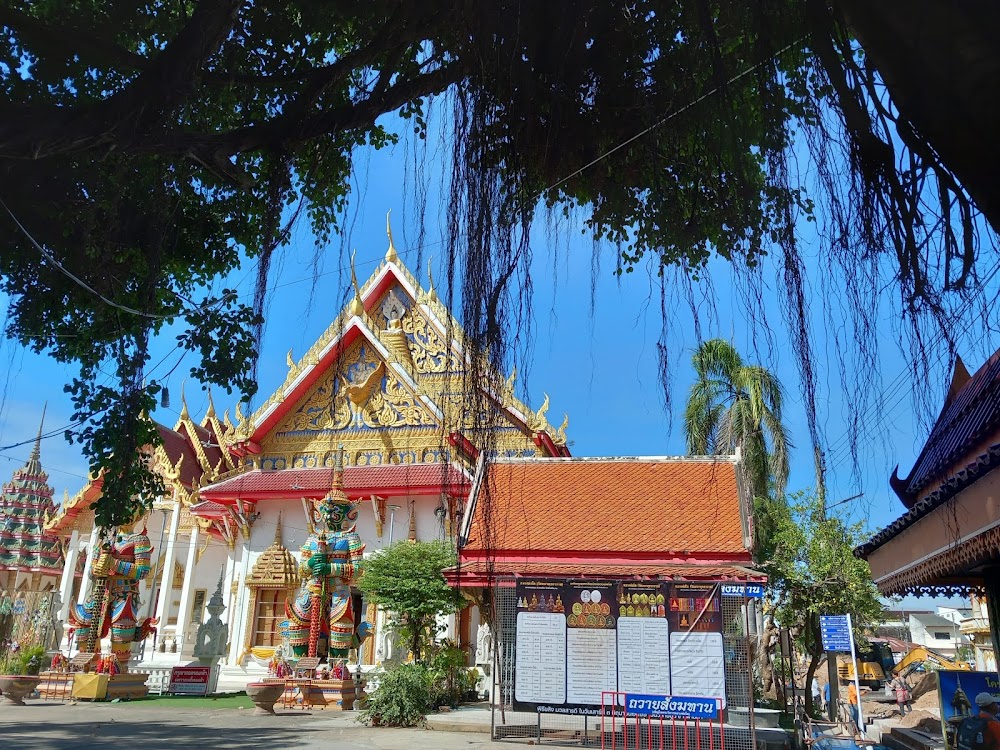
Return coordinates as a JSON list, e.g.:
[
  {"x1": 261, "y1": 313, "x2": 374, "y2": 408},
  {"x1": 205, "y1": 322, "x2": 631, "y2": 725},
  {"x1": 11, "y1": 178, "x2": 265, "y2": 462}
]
[
  {"x1": 601, "y1": 692, "x2": 725, "y2": 750},
  {"x1": 145, "y1": 668, "x2": 173, "y2": 695}
]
